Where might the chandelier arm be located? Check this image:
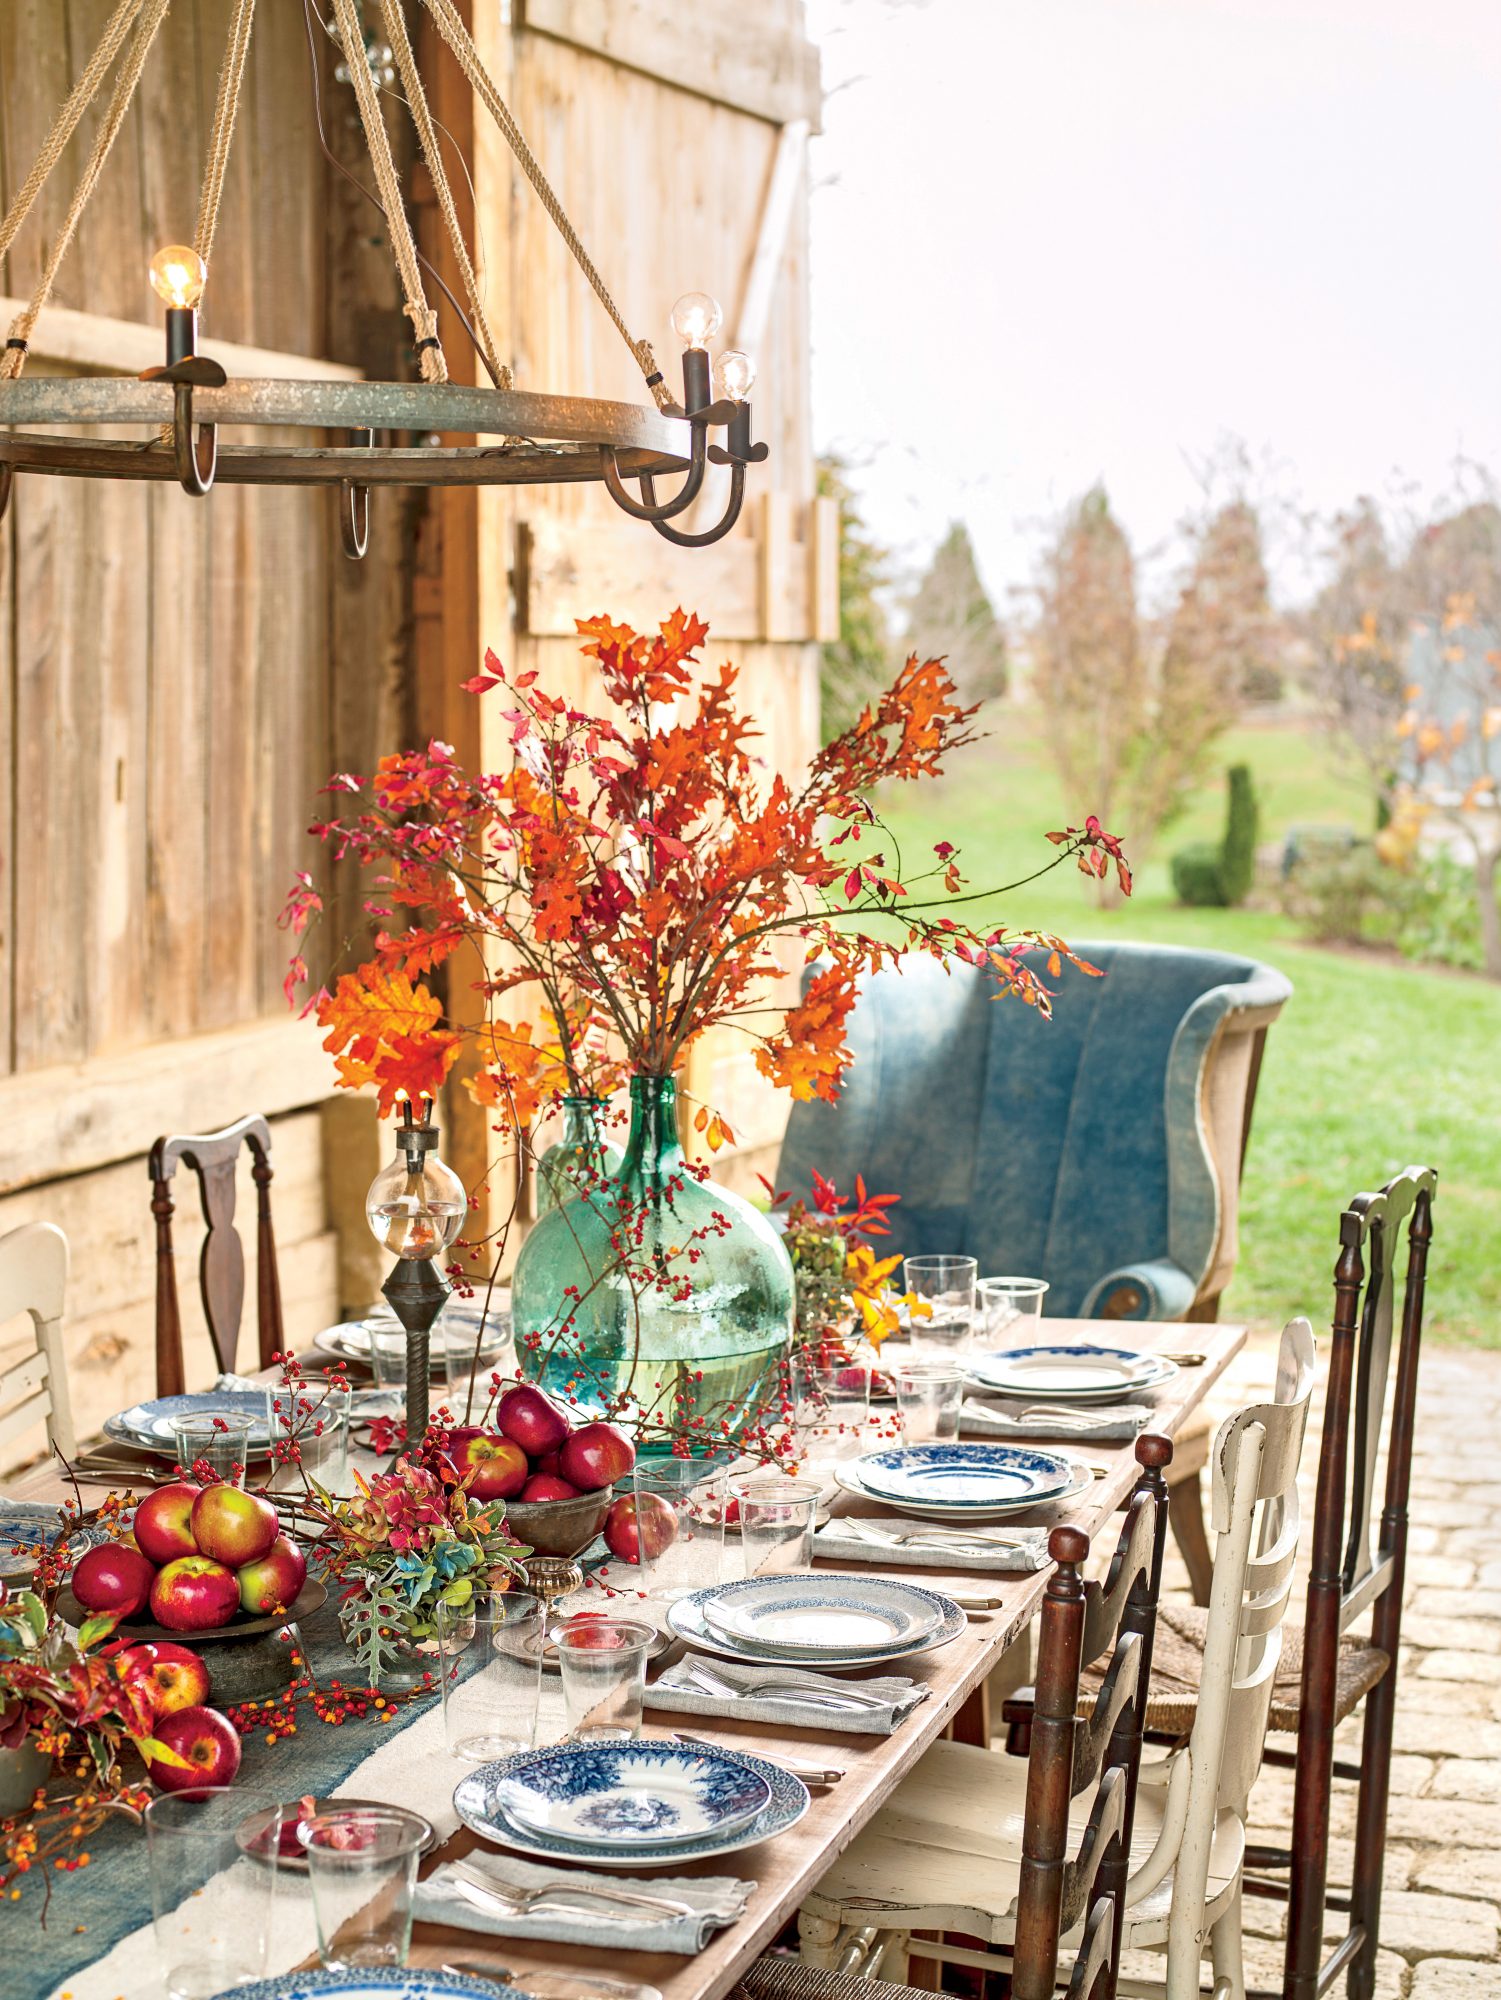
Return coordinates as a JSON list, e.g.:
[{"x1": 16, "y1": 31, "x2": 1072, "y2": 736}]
[
  {"x1": 1, "y1": 0, "x2": 170, "y2": 382},
  {"x1": 329, "y1": 0, "x2": 448, "y2": 384},
  {"x1": 419, "y1": 0, "x2": 674, "y2": 414},
  {"x1": 602, "y1": 431, "x2": 709, "y2": 523},
  {"x1": 171, "y1": 385, "x2": 217, "y2": 498},
  {"x1": 340, "y1": 427, "x2": 372, "y2": 560},
  {"x1": 0, "y1": 0, "x2": 146, "y2": 270},
  {"x1": 646, "y1": 465, "x2": 747, "y2": 549}
]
